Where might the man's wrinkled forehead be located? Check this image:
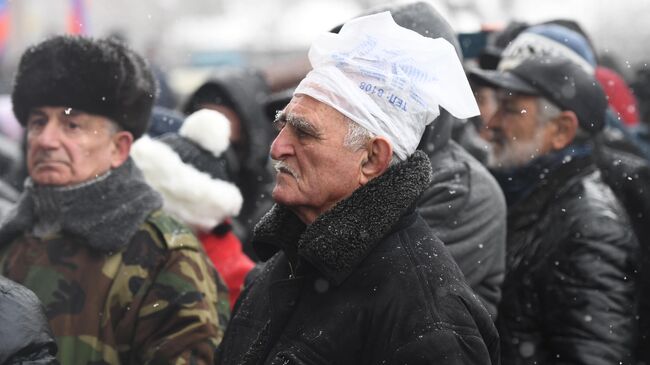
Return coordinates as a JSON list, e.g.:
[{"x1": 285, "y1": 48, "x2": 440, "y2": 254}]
[
  {"x1": 28, "y1": 106, "x2": 82, "y2": 118},
  {"x1": 280, "y1": 94, "x2": 346, "y2": 126}
]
